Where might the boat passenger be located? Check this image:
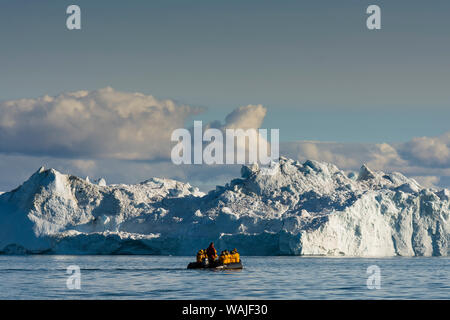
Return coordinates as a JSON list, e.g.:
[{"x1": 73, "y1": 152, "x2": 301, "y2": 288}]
[
  {"x1": 231, "y1": 248, "x2": 240, "y2": 263},
  {"x1": 196, "y1": 249, "x2": 206, "y2": 263},
  {"x1": 206, "y1": 242, "x2": 217, "y2": 262}
]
